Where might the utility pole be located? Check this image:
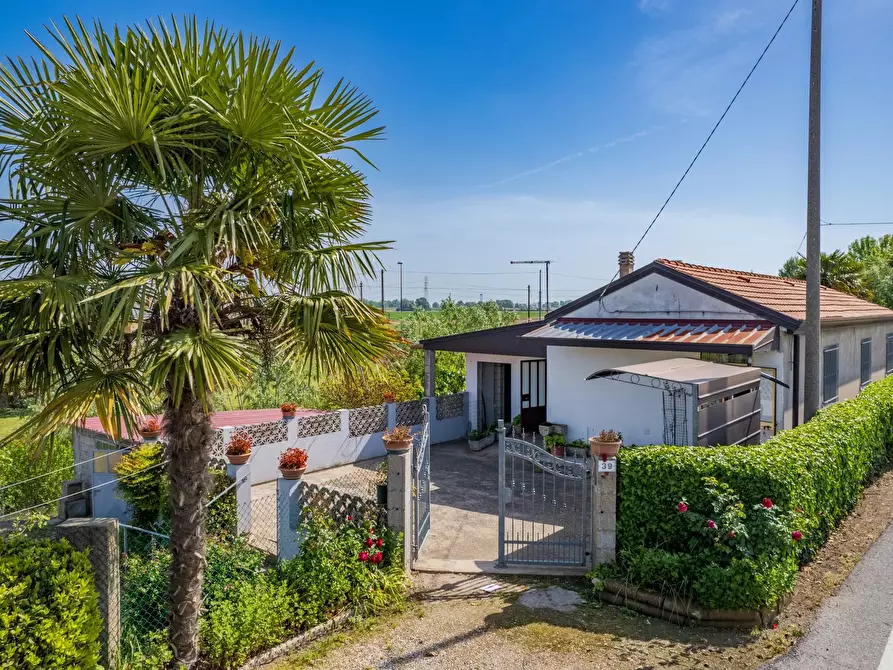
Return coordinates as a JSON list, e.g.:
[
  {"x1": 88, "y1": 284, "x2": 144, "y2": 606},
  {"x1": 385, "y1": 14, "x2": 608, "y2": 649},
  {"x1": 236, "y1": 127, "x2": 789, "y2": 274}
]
[
  {"x1": 424, "y1": 276, "x2": 429, "y2": 304},
  {"x1": 479, "y1": 293, "x2": 483, "y2": 304},
  {"x1": 538, "y1": 270, "x2": 542, "y2": 319},
  {"x1": 380, "y1": 269, "x2": 385, "y2": 312},
  {"x1": 527, "y1": 284, "x2": 531, "y2": 320},
  {"x1": 804, "y1": 0, "x2": 823, "y2": 421},
  {"x1": 511, "y1": 260, "x2": 553, "y2": 314},
  {"x1": 397, "y1": 262, "x2": 404, "y2": 312},
  {"x1": 359, "y1": 281, "x2": 363, "y2": 302}
]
